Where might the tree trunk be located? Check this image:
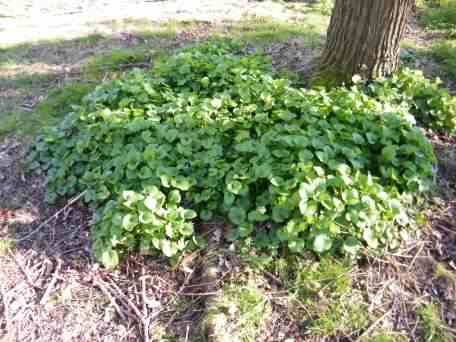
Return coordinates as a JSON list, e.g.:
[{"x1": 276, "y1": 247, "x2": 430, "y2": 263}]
[{"x1": 316, "y1": 0, "x2": 414, "y2": 85}]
